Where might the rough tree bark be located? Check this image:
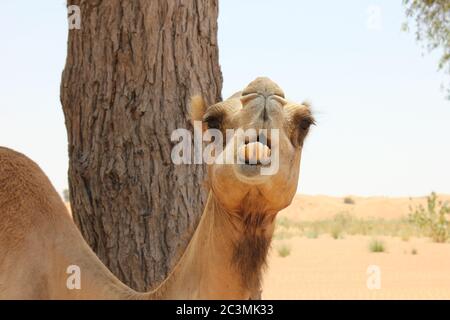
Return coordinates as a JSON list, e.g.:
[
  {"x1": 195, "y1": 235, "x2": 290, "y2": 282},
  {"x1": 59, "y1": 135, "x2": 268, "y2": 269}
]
[{"x1": 60, "y1": 0, "x2": 222, "y2": 291}]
